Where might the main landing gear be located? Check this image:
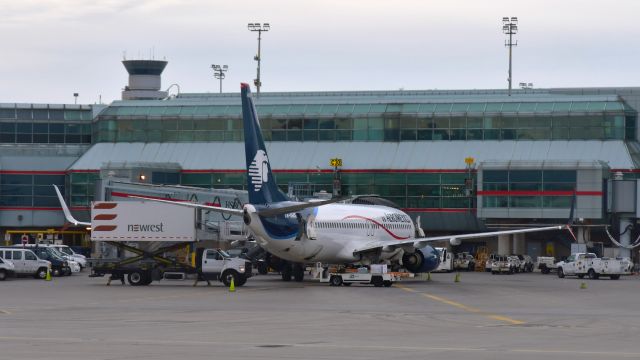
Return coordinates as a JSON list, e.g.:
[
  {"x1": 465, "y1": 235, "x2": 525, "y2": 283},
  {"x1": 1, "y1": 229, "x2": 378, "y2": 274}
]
[{"x1": 281, "y1": 262, "x2": 305, "y2": 282}]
